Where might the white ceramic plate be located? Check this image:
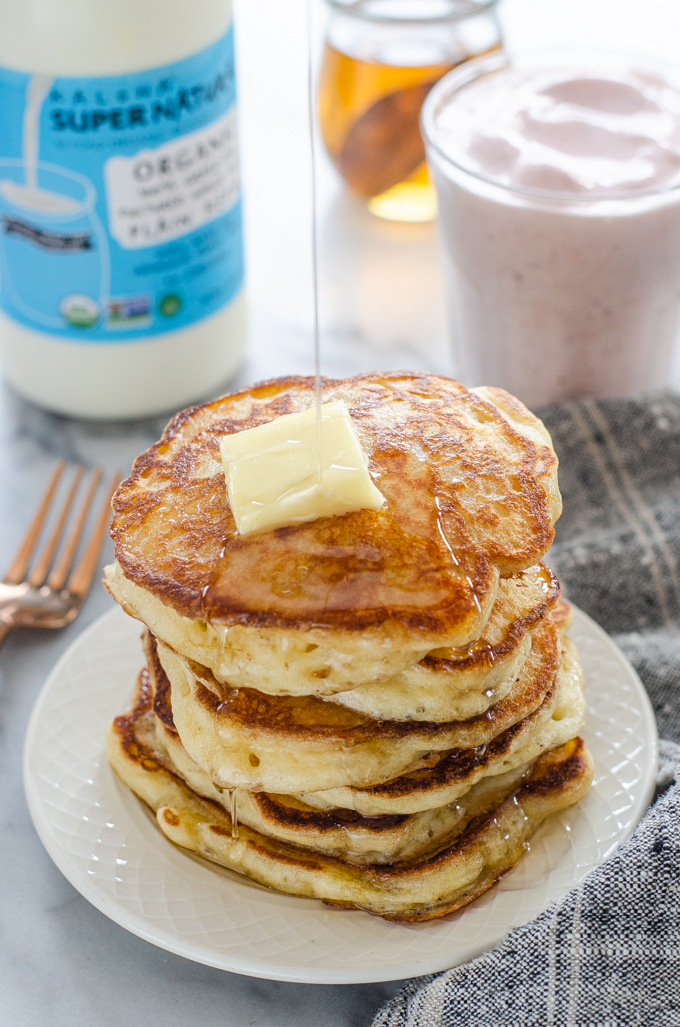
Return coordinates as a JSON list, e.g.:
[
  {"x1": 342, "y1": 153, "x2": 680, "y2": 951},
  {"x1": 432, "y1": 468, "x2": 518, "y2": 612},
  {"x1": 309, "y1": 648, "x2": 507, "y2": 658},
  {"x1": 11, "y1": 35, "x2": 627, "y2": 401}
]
[{"x1": 24, "y1": 604, "x2": 658, "y2": 984}]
